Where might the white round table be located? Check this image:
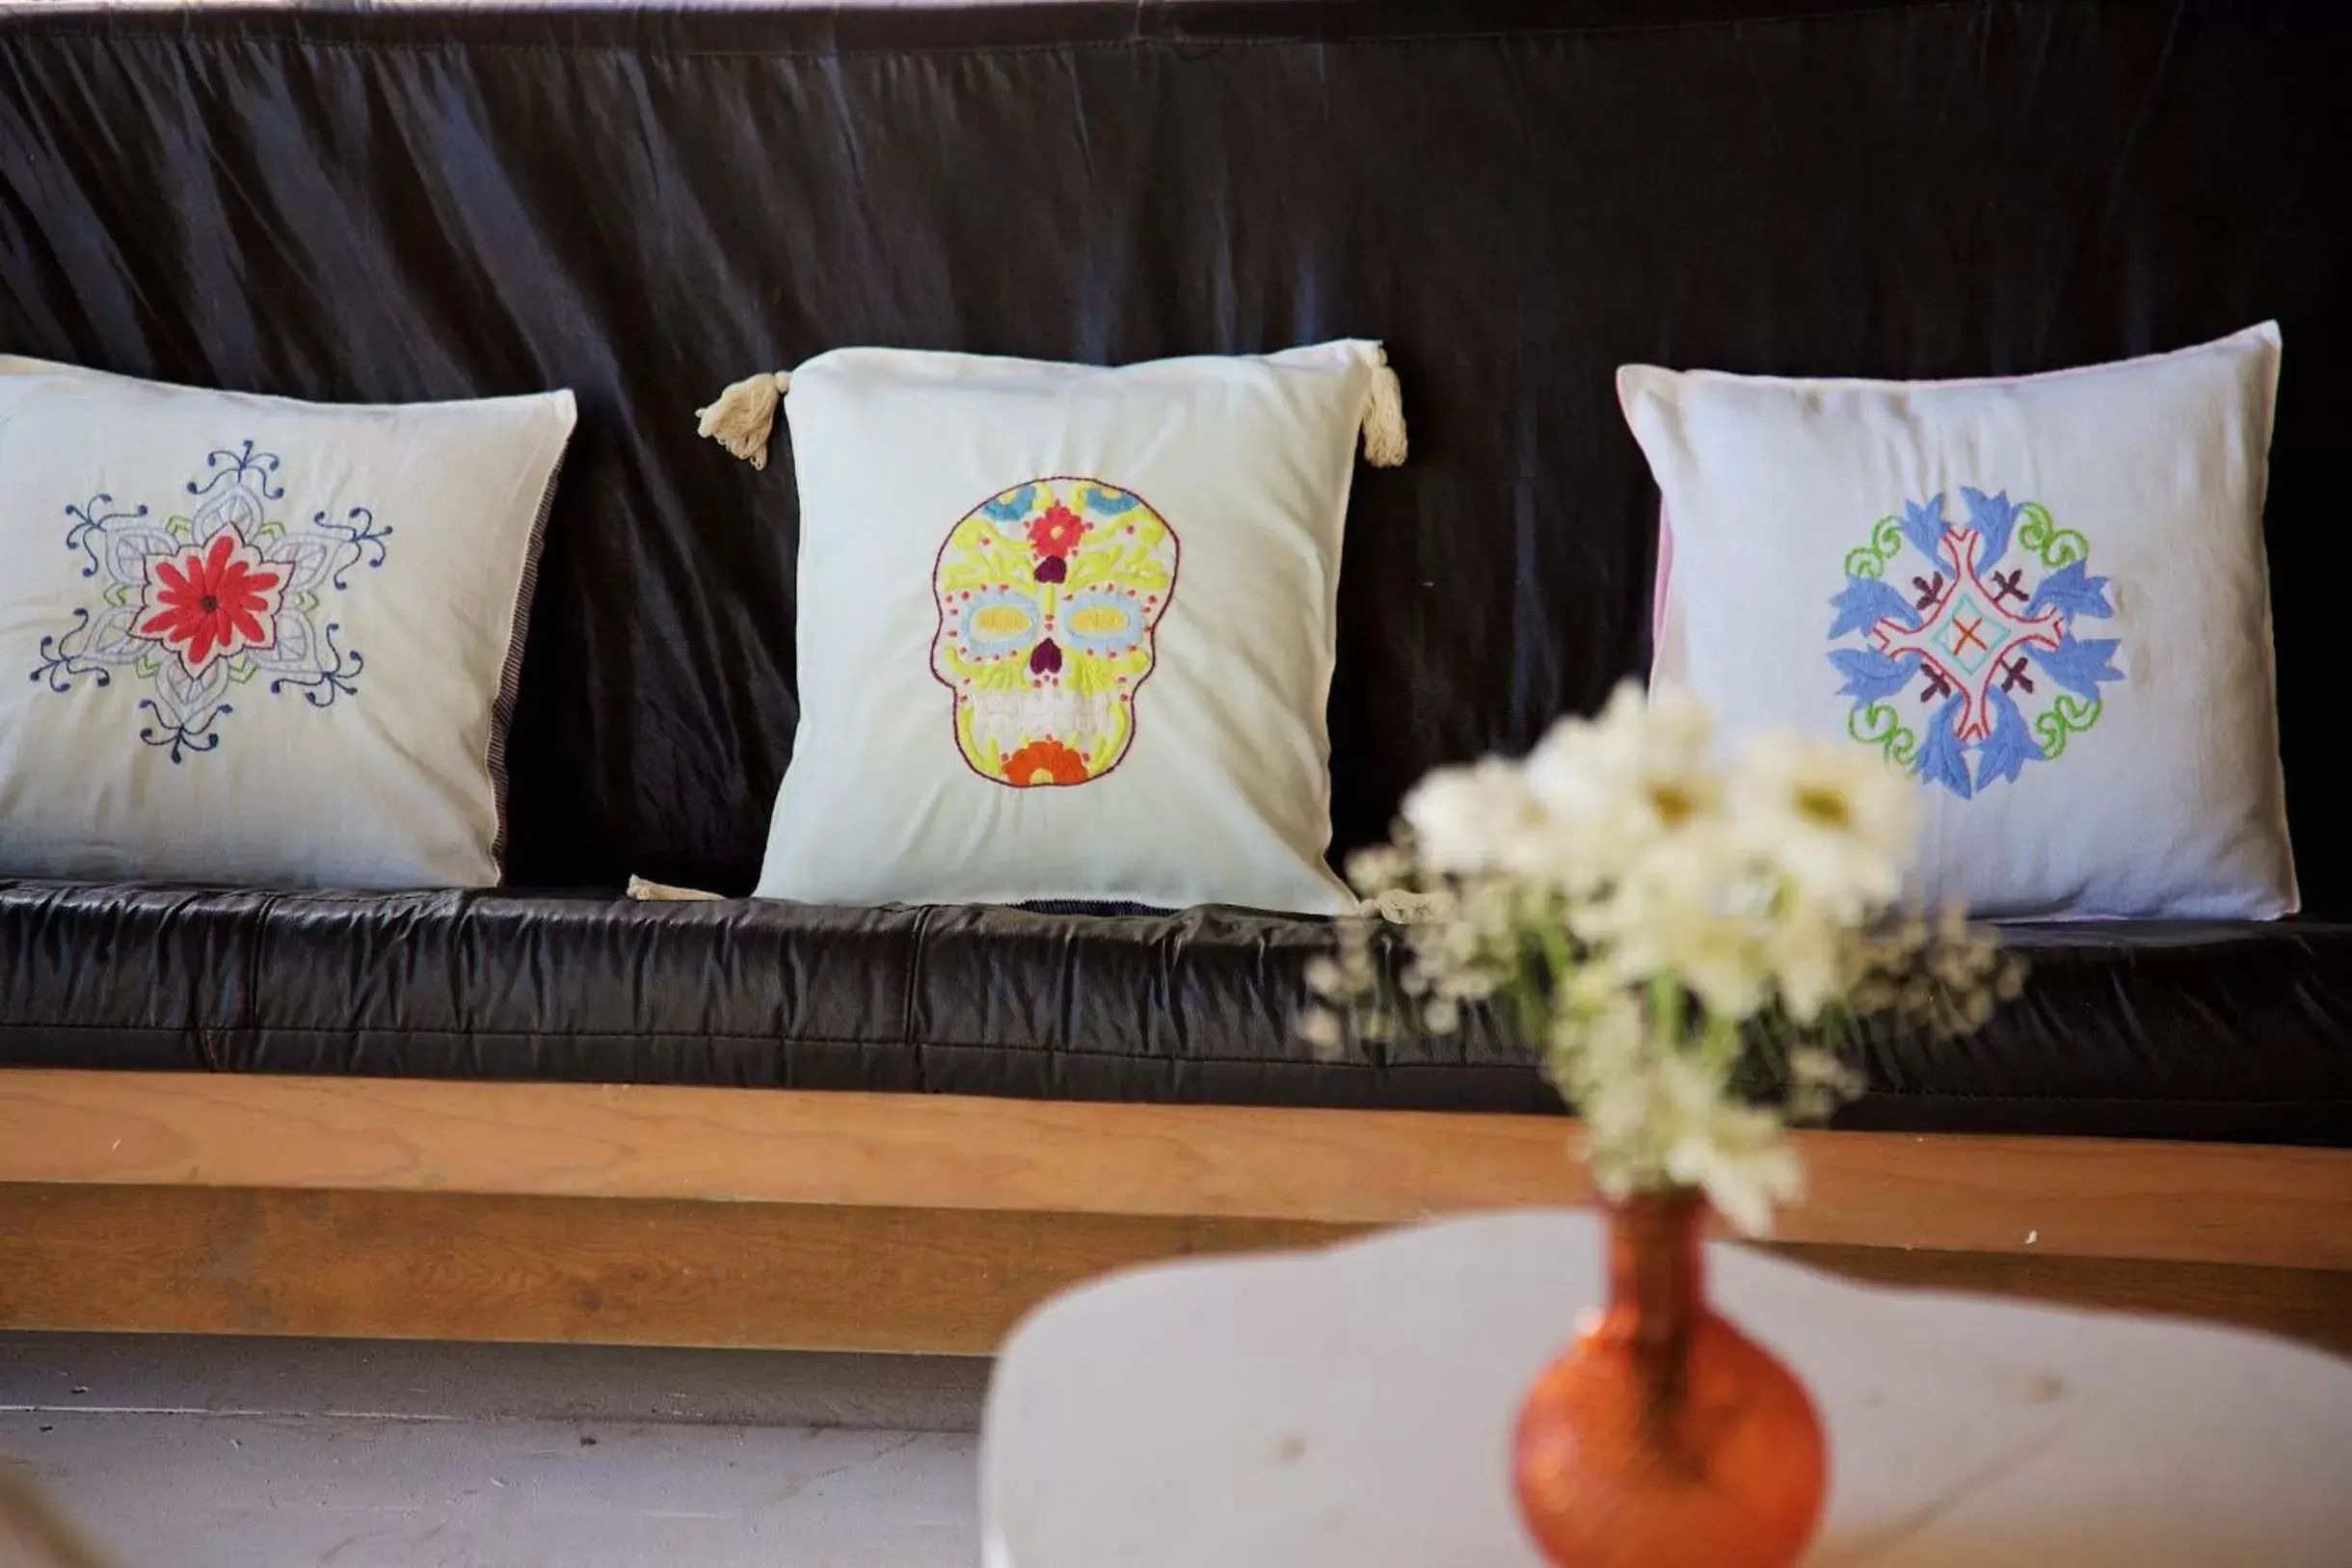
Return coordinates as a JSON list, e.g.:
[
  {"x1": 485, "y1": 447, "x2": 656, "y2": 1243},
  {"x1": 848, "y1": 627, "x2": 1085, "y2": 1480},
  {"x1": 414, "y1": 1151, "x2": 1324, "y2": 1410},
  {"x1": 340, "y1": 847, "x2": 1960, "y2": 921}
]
[{"x1": 981, "y1": 1209, "x2": 2352, "y2": 1567}]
